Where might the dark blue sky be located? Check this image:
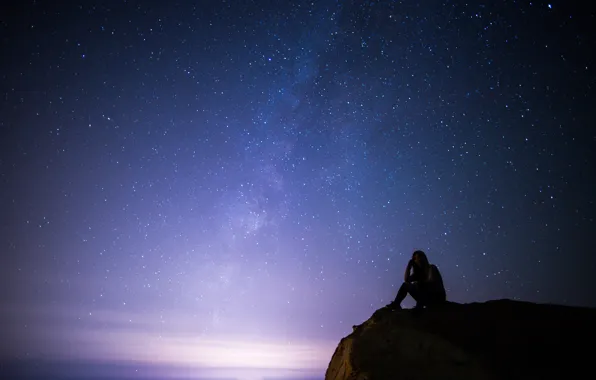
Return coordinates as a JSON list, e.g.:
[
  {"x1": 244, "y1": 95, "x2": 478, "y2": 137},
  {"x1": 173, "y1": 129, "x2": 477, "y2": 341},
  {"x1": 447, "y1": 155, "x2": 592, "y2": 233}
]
[{"x1": 1, "y1": 0, "x2": 595, "y2": 378}]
